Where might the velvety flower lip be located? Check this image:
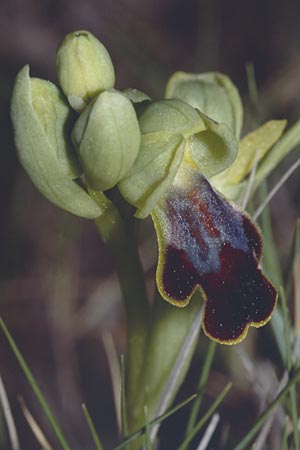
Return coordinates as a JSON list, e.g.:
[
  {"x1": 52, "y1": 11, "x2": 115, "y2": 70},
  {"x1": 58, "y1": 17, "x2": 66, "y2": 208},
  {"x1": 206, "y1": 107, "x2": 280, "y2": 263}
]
[{"x1": 152, "y1": 163, "x2": 277, "y2": 344}]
